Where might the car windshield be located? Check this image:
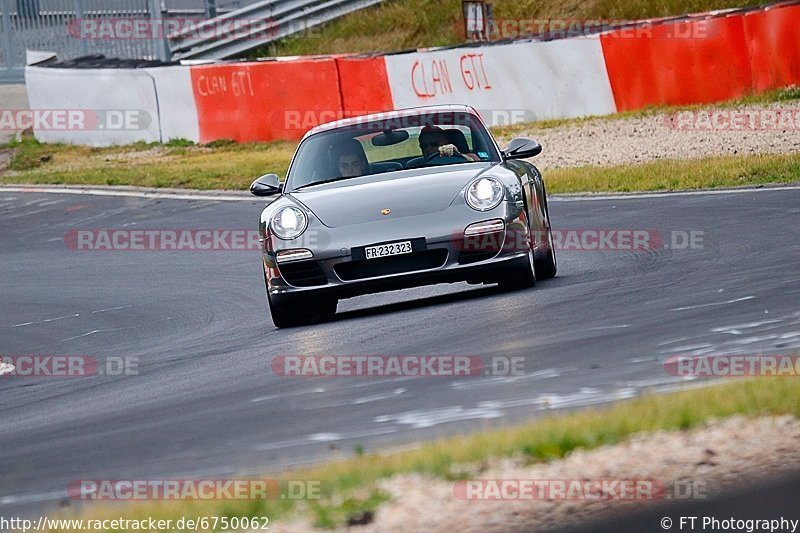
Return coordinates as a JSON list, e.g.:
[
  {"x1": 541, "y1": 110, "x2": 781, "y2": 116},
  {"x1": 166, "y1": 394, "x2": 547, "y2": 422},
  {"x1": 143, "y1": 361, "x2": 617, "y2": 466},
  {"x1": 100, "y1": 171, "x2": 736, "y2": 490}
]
[{"x1": 286, "y1": 111, "x2": 501, "y2": 191}]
